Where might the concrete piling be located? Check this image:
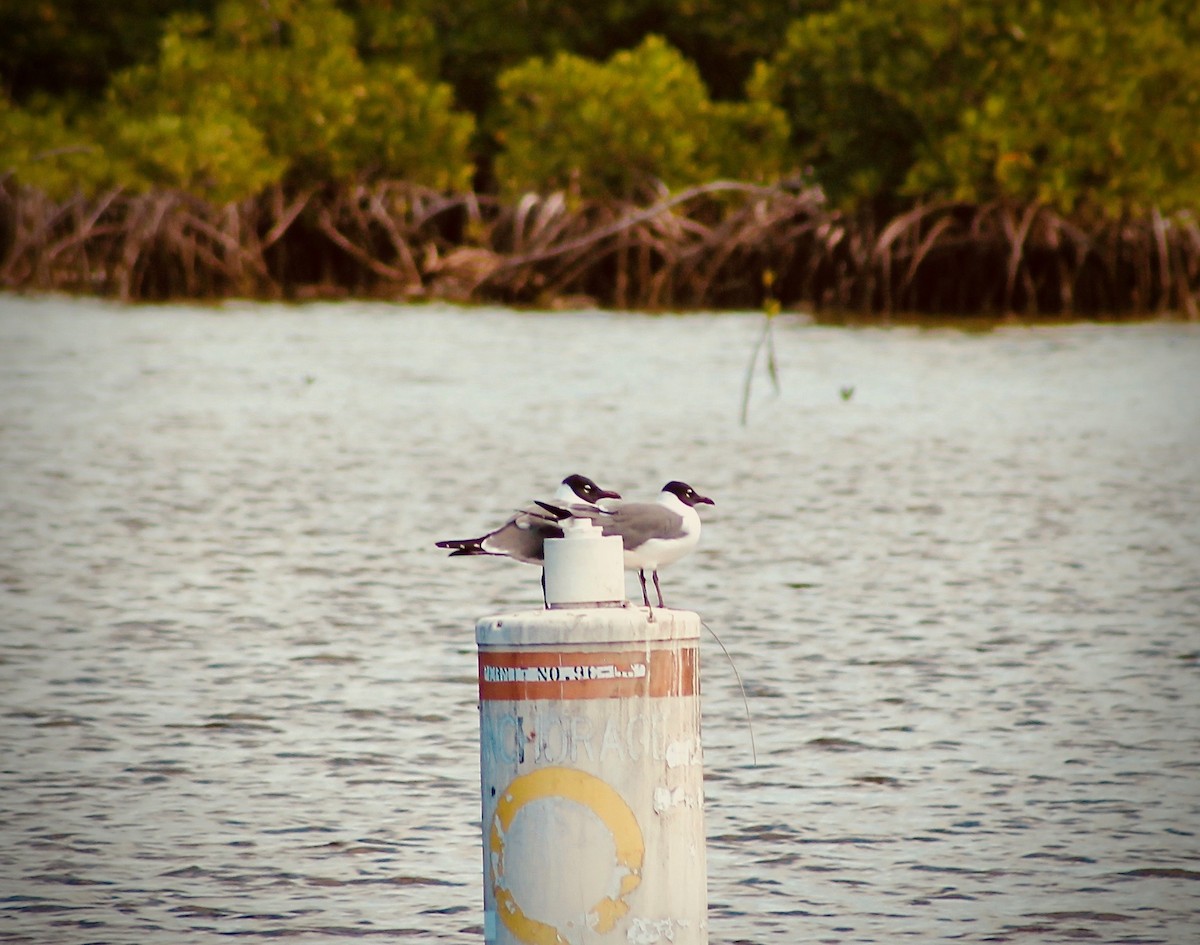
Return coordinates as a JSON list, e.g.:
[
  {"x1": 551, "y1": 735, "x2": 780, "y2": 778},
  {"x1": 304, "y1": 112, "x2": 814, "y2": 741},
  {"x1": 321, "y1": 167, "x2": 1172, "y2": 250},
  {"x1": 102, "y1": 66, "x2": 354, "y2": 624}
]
[{"x1": 476, "y1": 525, "x2": 707, "y2": 944}]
